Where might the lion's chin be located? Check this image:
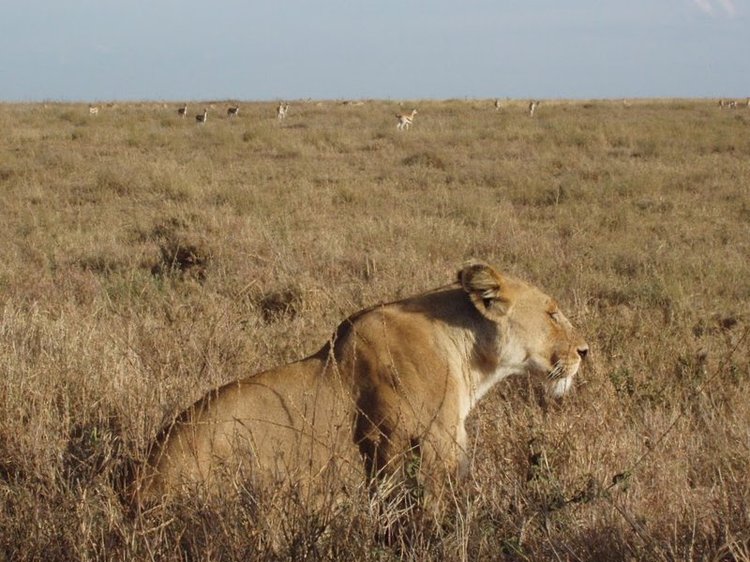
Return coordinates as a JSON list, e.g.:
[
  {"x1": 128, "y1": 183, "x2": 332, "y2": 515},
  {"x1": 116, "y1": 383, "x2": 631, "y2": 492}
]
[{"x1": 548, "y1": 376, "x2": 574, "y2": 397}]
